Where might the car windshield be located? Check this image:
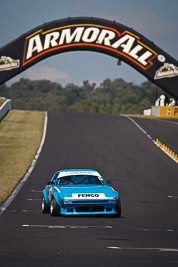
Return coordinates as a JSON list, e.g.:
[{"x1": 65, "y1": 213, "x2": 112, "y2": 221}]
[{"x1": 57, "y1": 175, "x2": 103, "y2": 185}]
